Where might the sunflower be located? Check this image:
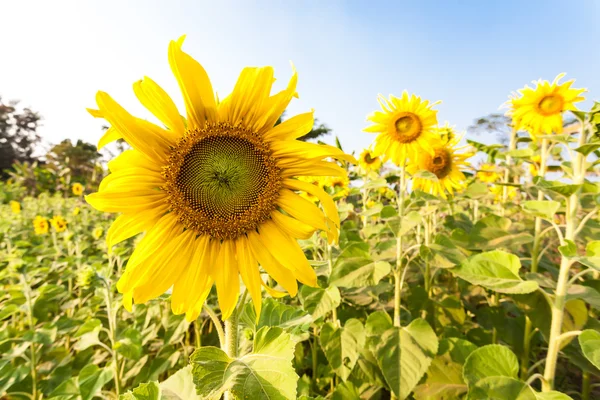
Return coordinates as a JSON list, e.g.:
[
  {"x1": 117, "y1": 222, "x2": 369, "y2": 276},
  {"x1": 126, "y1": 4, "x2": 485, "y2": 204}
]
[
  {"x1": 490, "y1": 185, "x2": 518, "y2": 203},
  {"x1": 33, "y1": 216, "x2": 49, "y2": 235},
  {"x1": 10, "y1": 201, "x2": 21, "y2": 214},
  {"x1": 406, "y1": 134, "x2": 471, "y2": 199},
  {"x1": 50, "y1": 216, "x2": 68, "y2": 233},
  {"x1": 358, "y1": 148, "x2": 382, "y2": 172},
  {"x1": 507, "y1": 73, "x2": 585, "y2": 136},
  {"x1": 476, "y1": 163, "x2": 501, "y2": 183},
  {"x1": 72, "y1": 207, "x2": 81, "y2": 216},
  {"x1": 365, "y1": 91, "x2": 440, "y2": 165},
  {"x1": 72, "y1": 183, "x2": 84, "y2": 196},
  {"x1": 86, "y1": 37, "x2": 354, "y2": 321},
  {"x1": 93, "y1": 227, "x2": 104, "y2": 240},
  {"x1": 324, "y1": 175, "x2": 350, "y2": 199}
]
